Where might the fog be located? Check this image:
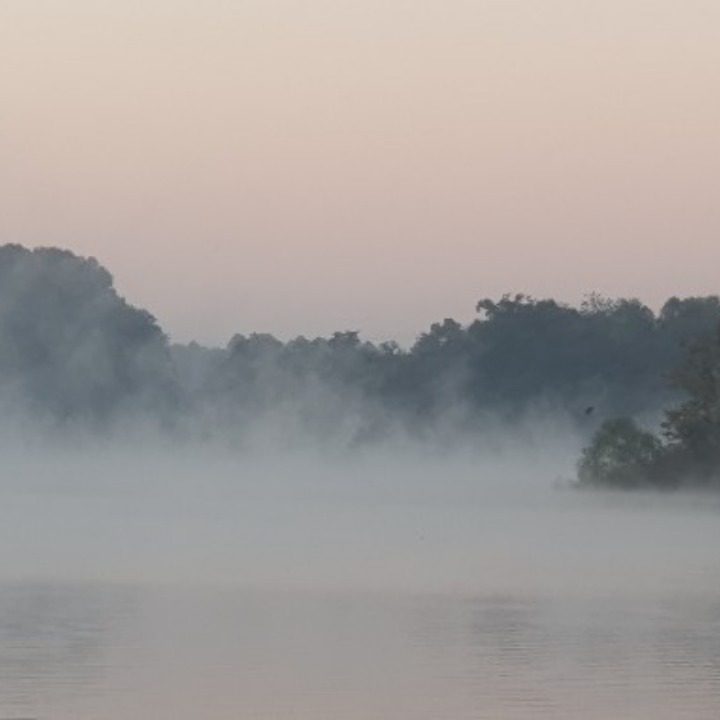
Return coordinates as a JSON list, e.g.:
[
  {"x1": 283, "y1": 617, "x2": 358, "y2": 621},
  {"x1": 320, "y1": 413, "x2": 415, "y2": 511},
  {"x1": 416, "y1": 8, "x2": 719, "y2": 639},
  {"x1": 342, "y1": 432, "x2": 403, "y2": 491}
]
[
  {"x1": 2, "y1": 245, "x2": 720, "y2": 718},
  {"x1": 0, "y1": 244, "x2": 717, "y2": 601},
  {"x1": 4, "y1": 423, "x2": 720, "y2": 719},
  {"x1": 1, "y1": 422, "x2": 718, "y2": 601}
]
